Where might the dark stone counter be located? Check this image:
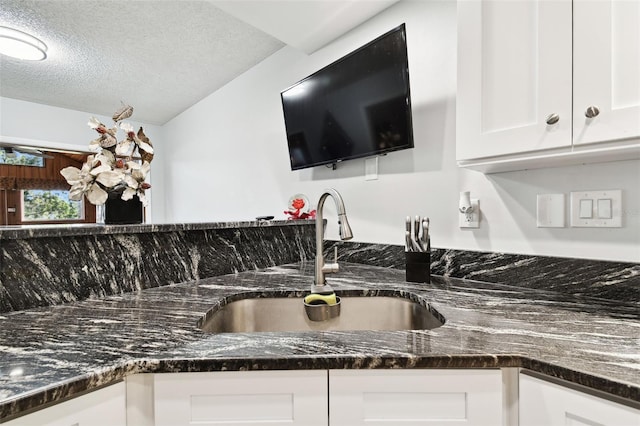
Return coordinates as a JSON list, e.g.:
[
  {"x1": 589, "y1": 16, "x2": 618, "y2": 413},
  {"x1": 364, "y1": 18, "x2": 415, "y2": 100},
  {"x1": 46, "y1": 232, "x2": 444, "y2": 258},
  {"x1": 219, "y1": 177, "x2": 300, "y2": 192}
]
[{"x1": 0, "y1": 262, "x2": 638, "y2": 421}]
